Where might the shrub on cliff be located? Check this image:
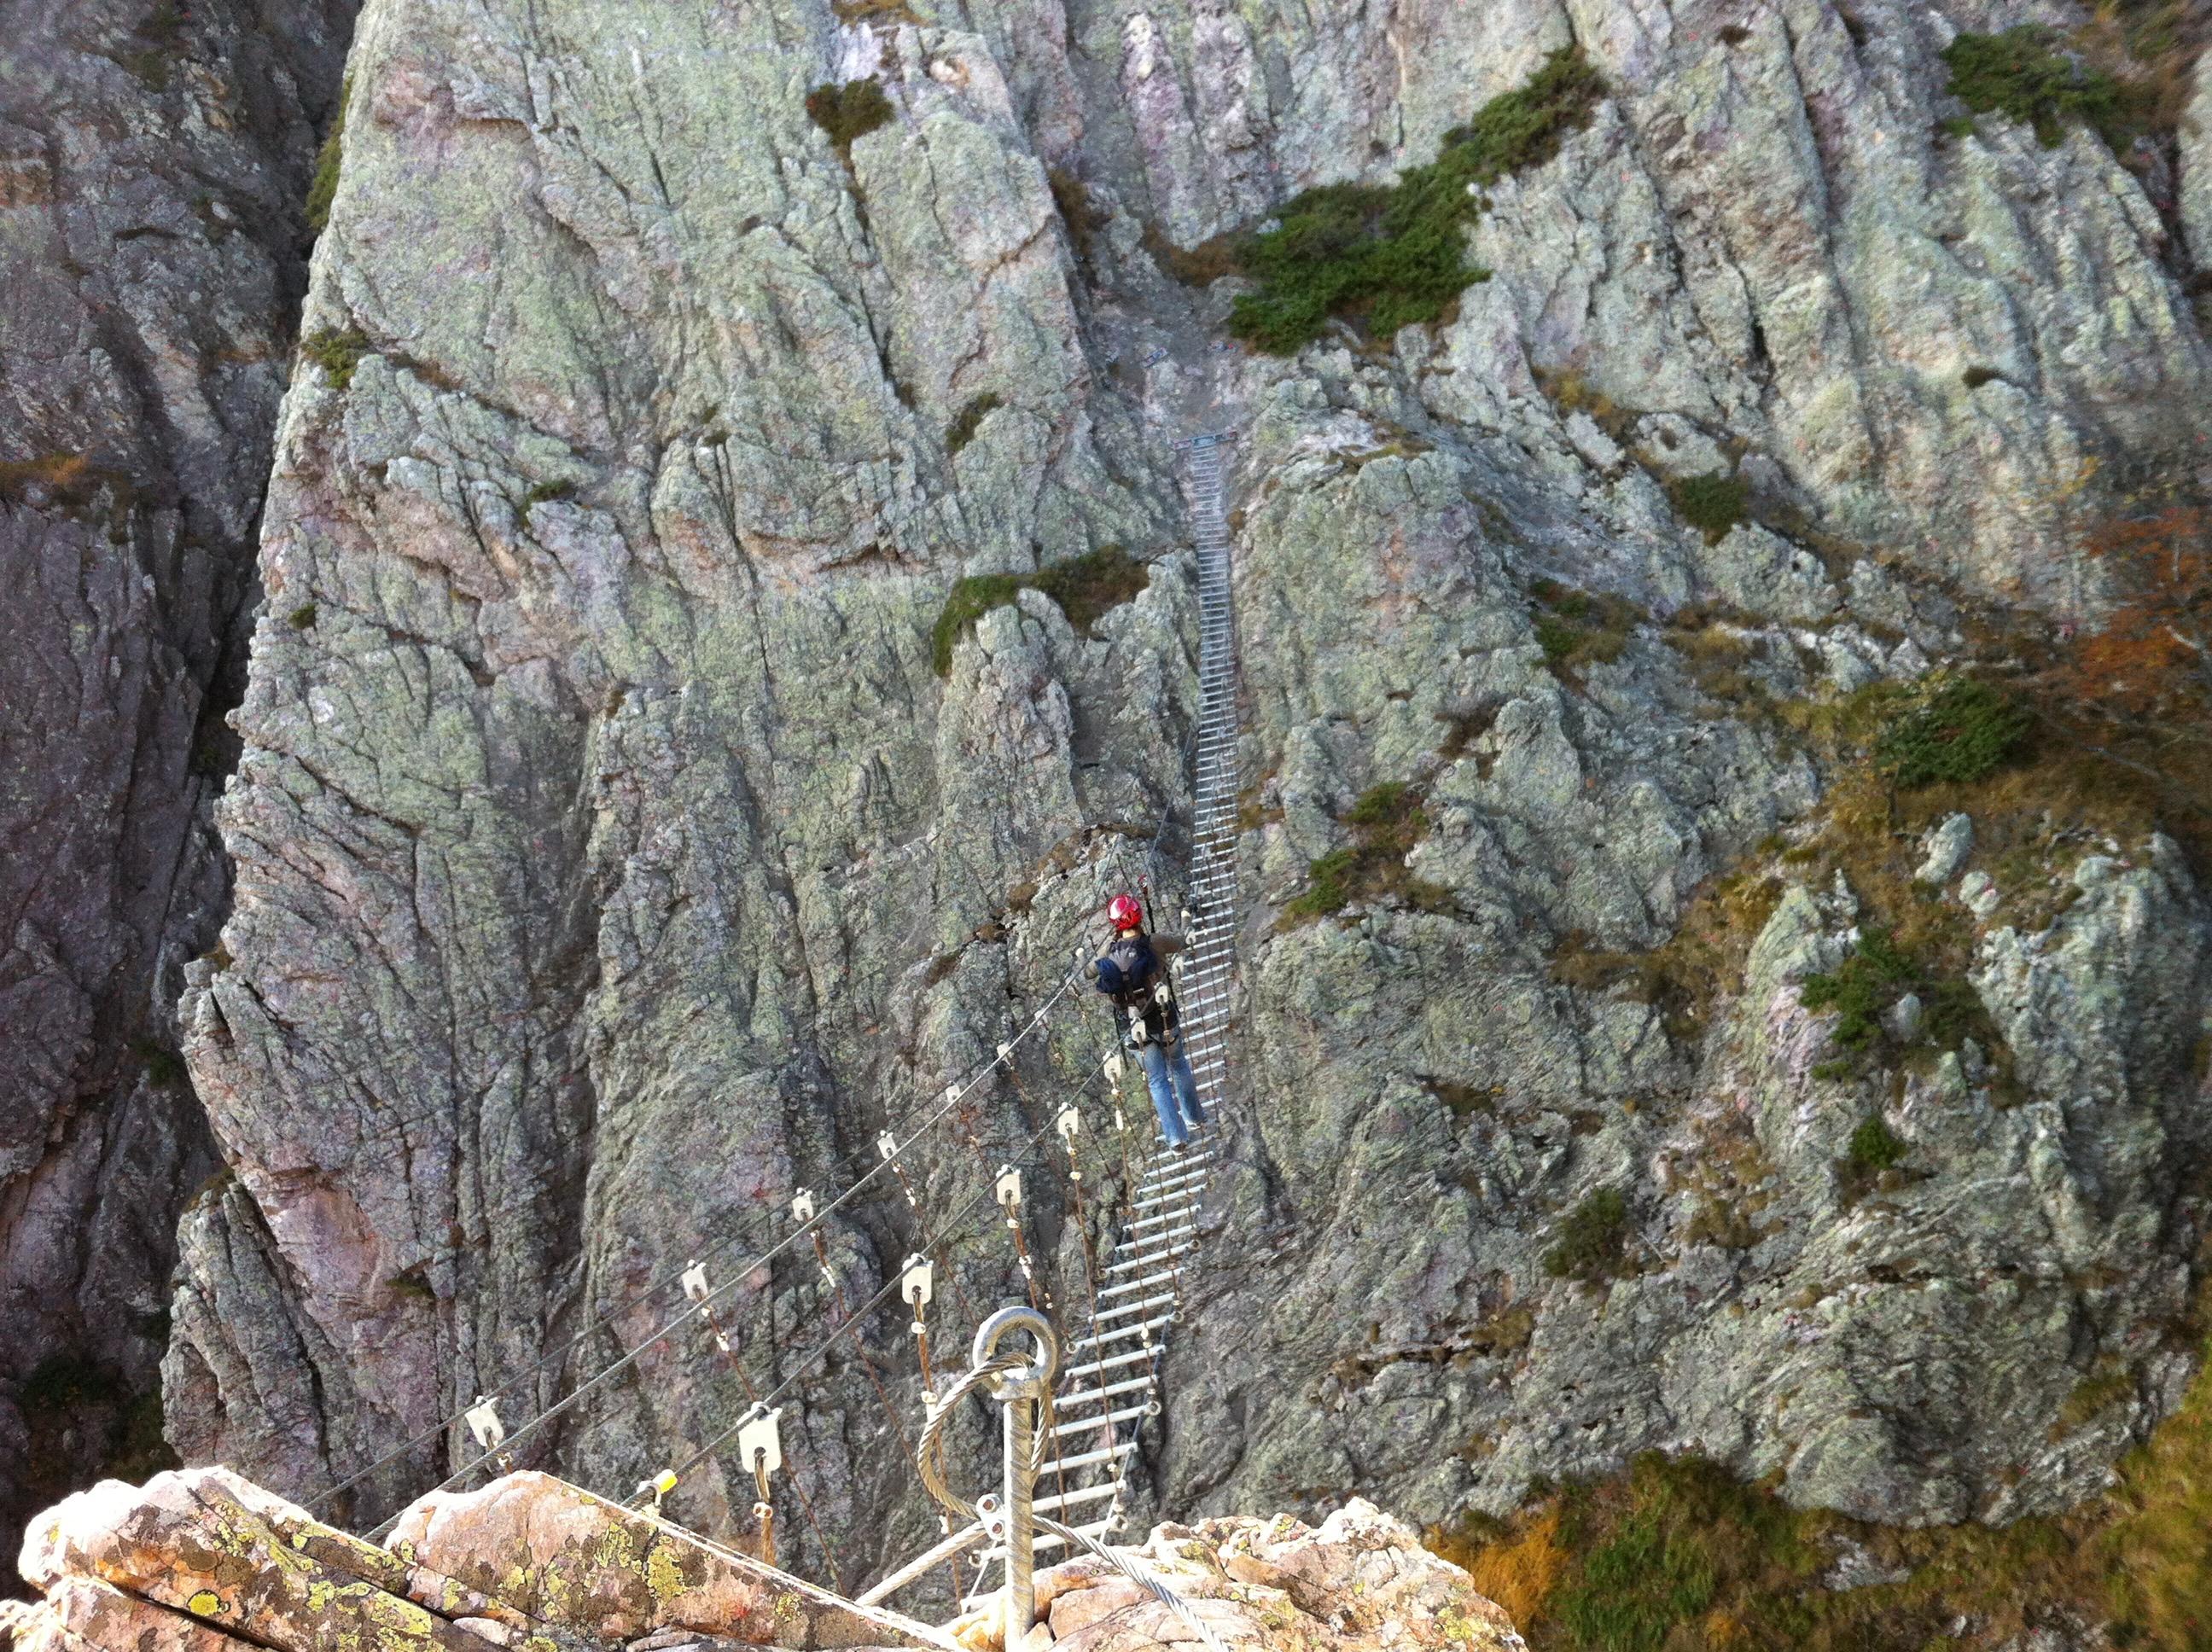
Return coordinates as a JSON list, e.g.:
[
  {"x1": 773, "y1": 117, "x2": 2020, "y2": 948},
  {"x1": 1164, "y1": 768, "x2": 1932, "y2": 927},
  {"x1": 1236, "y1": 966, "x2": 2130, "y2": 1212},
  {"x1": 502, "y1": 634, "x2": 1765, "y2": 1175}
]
[
  {"x1": 1226, "y1": 48, "x2": 1604, "y2": 353},
  {"x1": 305, "y1": 76, "x2": 352, "y2": 233},
  {"x1": 1876, "y1": 676, "x2": 2030, "y2": 787},
  {"x1": 1941, "y1": 28, "x2": 2124, "y2": 147},
  {"x1": 1543, "y1": 1187, "x2": 1631, "y2": 1283},
  {"x1": 806, "y1": 77, "x2": 894, "y2": 160}
]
